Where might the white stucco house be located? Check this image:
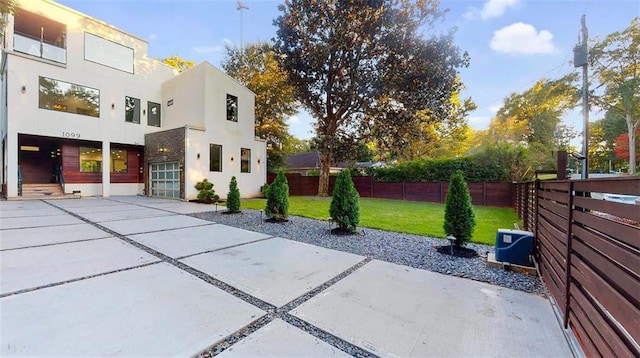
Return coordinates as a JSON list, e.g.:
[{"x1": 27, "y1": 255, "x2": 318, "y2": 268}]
[{"x1": 0, "y1": 0, "x2": 266, "y2": 200}]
